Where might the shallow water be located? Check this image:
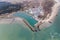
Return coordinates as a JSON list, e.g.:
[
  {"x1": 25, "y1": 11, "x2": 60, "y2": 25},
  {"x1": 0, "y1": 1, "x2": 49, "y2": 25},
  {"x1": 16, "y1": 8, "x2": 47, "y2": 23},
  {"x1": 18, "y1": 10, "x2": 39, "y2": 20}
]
[
  {"x1": 13, "y1": 12, "x2": 38, "y2": 27},
  {"x1": 0, "y1": 10, "x2": 60, "y2": 40},
  {"x1": 0, "y1": 23, "x2": 33, "y2": 40}
]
